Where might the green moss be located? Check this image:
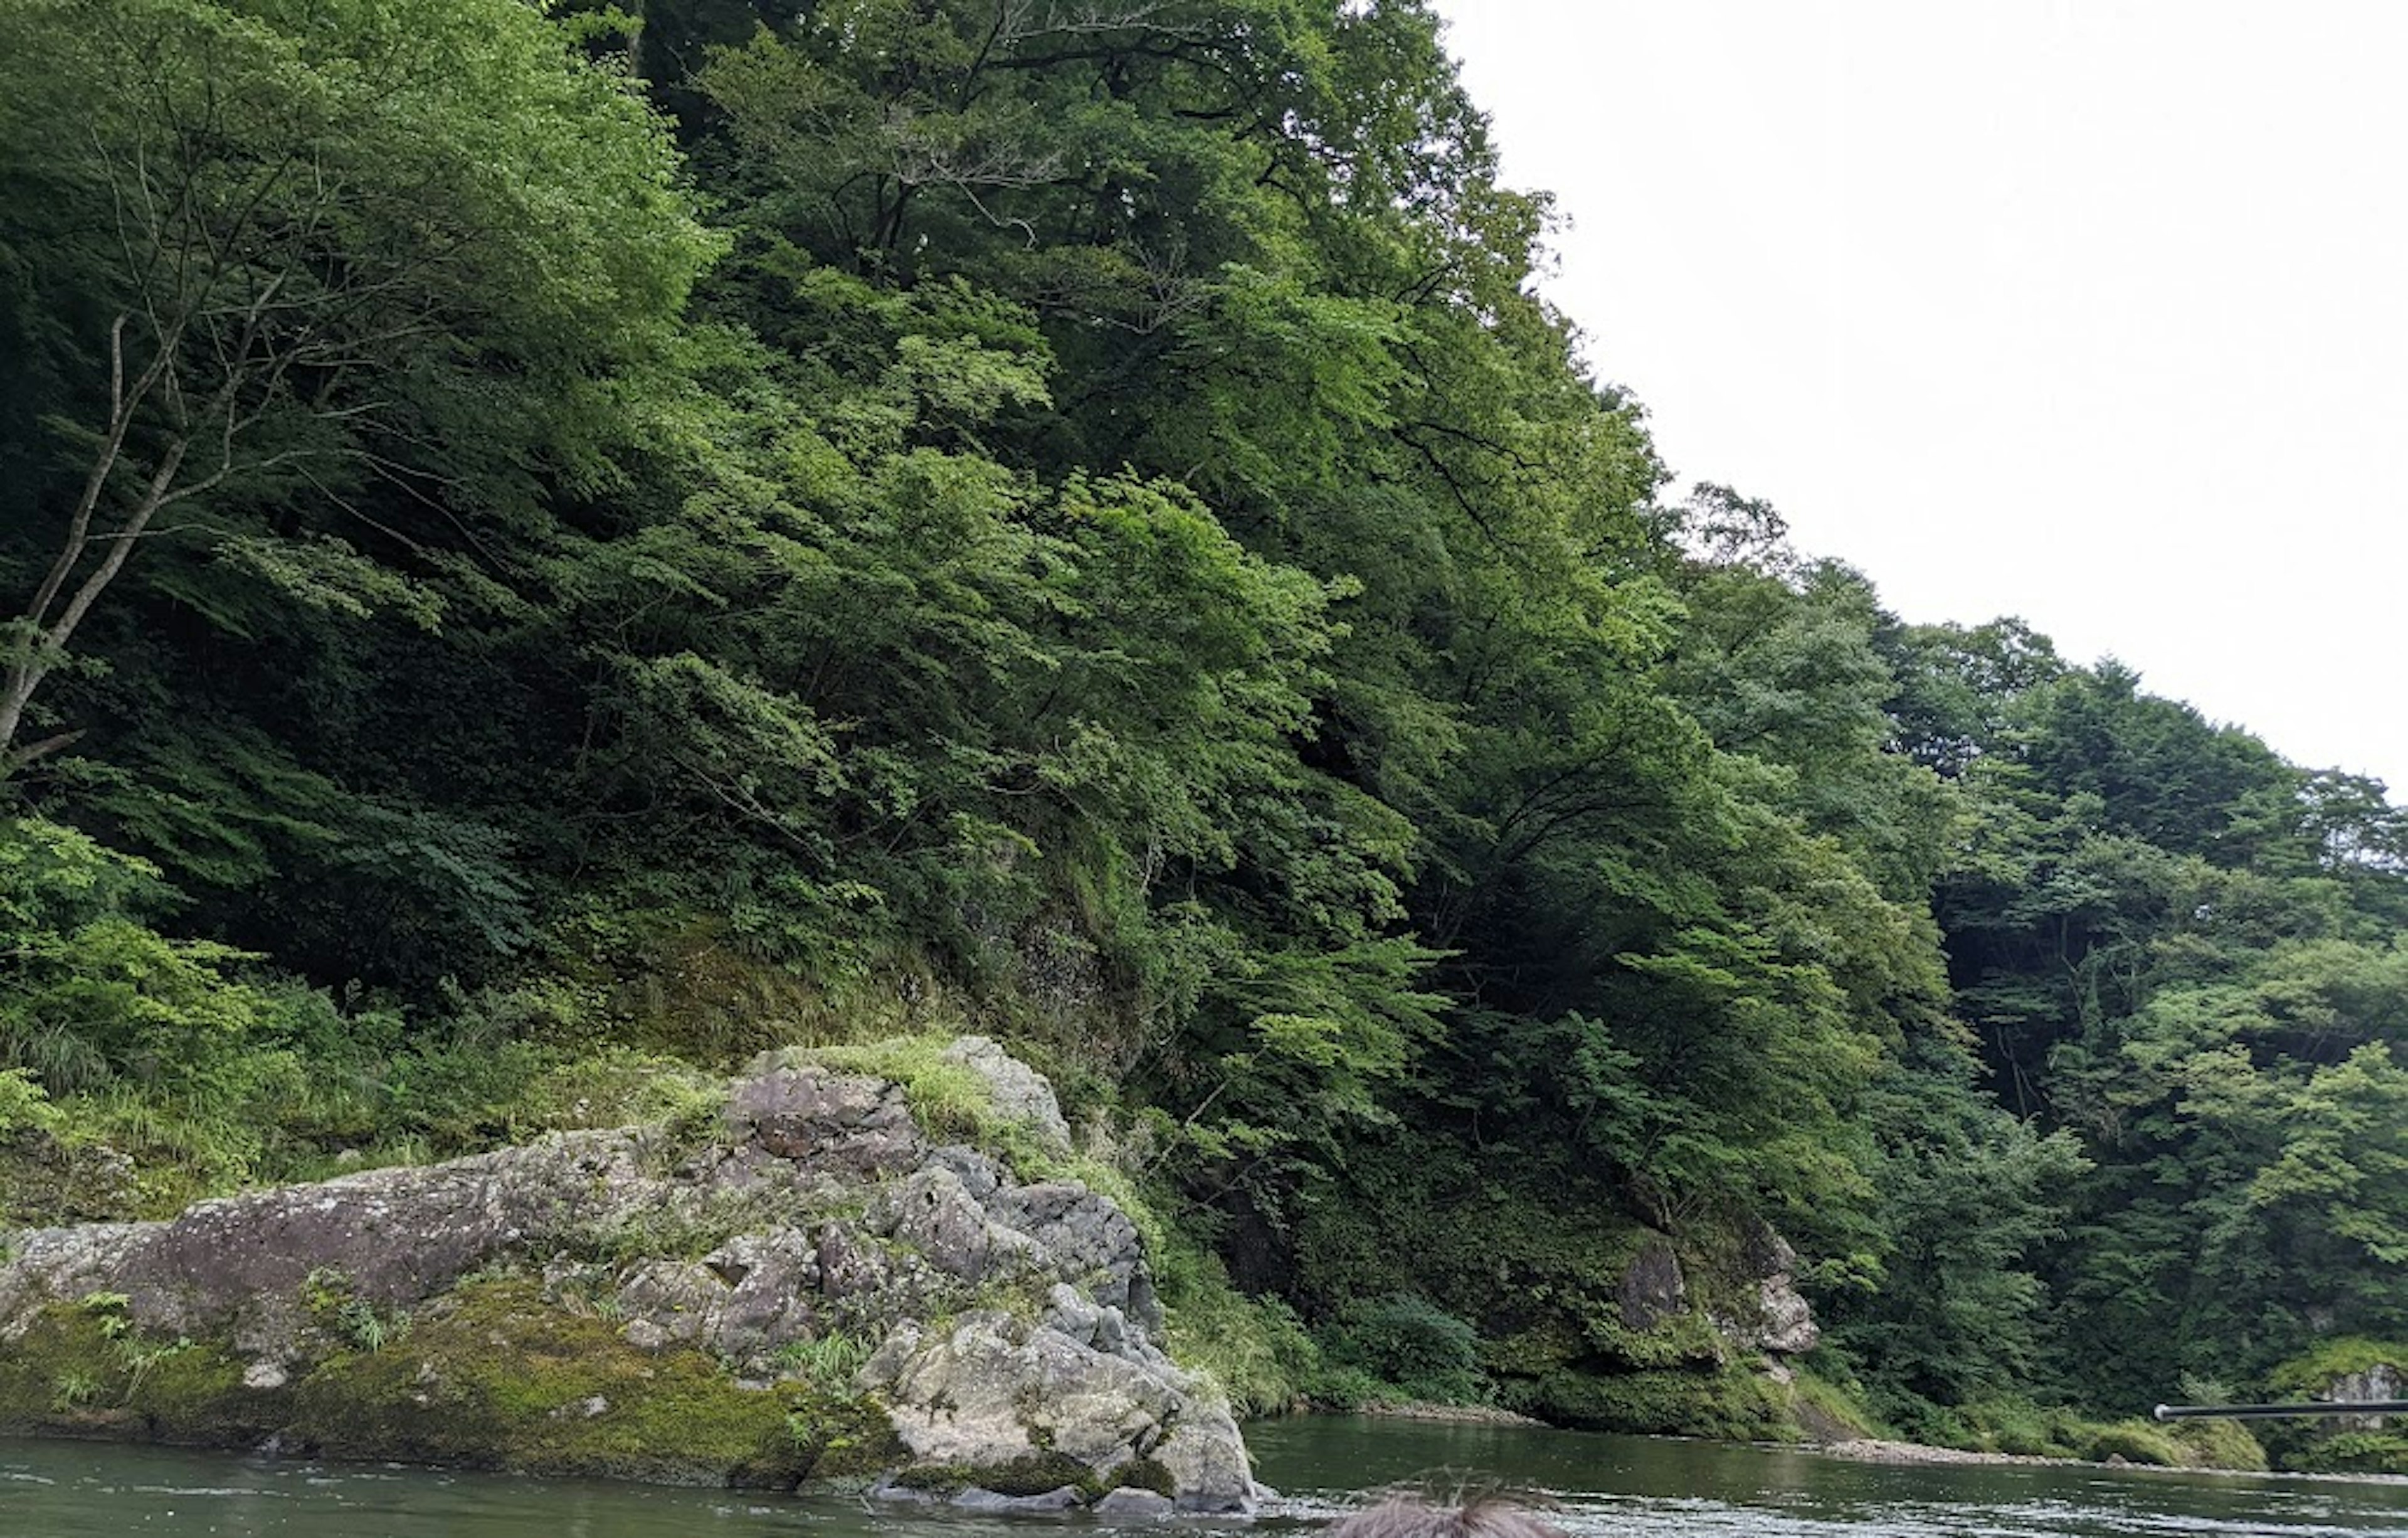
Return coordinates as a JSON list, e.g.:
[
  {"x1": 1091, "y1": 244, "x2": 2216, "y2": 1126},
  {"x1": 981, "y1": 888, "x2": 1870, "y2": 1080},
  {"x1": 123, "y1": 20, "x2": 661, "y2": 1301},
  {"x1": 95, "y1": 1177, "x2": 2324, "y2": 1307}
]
[
  {"x1": 1783, "y1": 1367, "x2": 1881, "y2": 1443},
  {"x1": 1573, "y1": 1300, "x2": 1728, "y2": 1372},
  {"x1": 1883, "y1": 1399, "x2": 2261, "y2": 1471},
  {"x1": 1938, "y1": 1398, "x2": 2079, "y2": 1458},
  {"x1": 788, "y1": 1385, "x2": 908, "y2": 1479},
  {"x1": 2083, "y1": 1422, "x2": 2184, "y2": 1466},
  {"x1": 2286, "y1": 1430, "x2": 2408, "y2": 1475},
  {"x1": 2269, "y1": 1337, "x2": 2408, "y2": 1393},
  {"x1": 2252, "y1": 1338, "x2": 2408, "y2": 1473},
  {"x1": 556, "y1": 911, "x2": 839, "y2": 1063},
  {"x1": 0, "y1": 1303, "x2": 287, "y2": 1446},
  {"x1": 285, "y1": 1276, "x2": 895, "y2": 1487},
  {"x1": 1516, "y1": 1364, "x2": 1794, "y2": 1441},
  {"x1": 1110, "y1": 1456, "x2": 1176, "y2": 1497},
  {"x1": 135, "y1": 1342, "x2": 290, "y2": 1445},
  {"x1": 893, "y1": 1450, "x2": 1099, "y2": 1498},
  {"x1": 2165, "y1": 1414, "x2": 2269, "y2": 1472},
  {"x1": 801, "y1": 1036, "x2": 995, "y2": 1145},
  {"x1": 1484, "y1": 1319, "x2": 1583, "y2": 1380}
]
